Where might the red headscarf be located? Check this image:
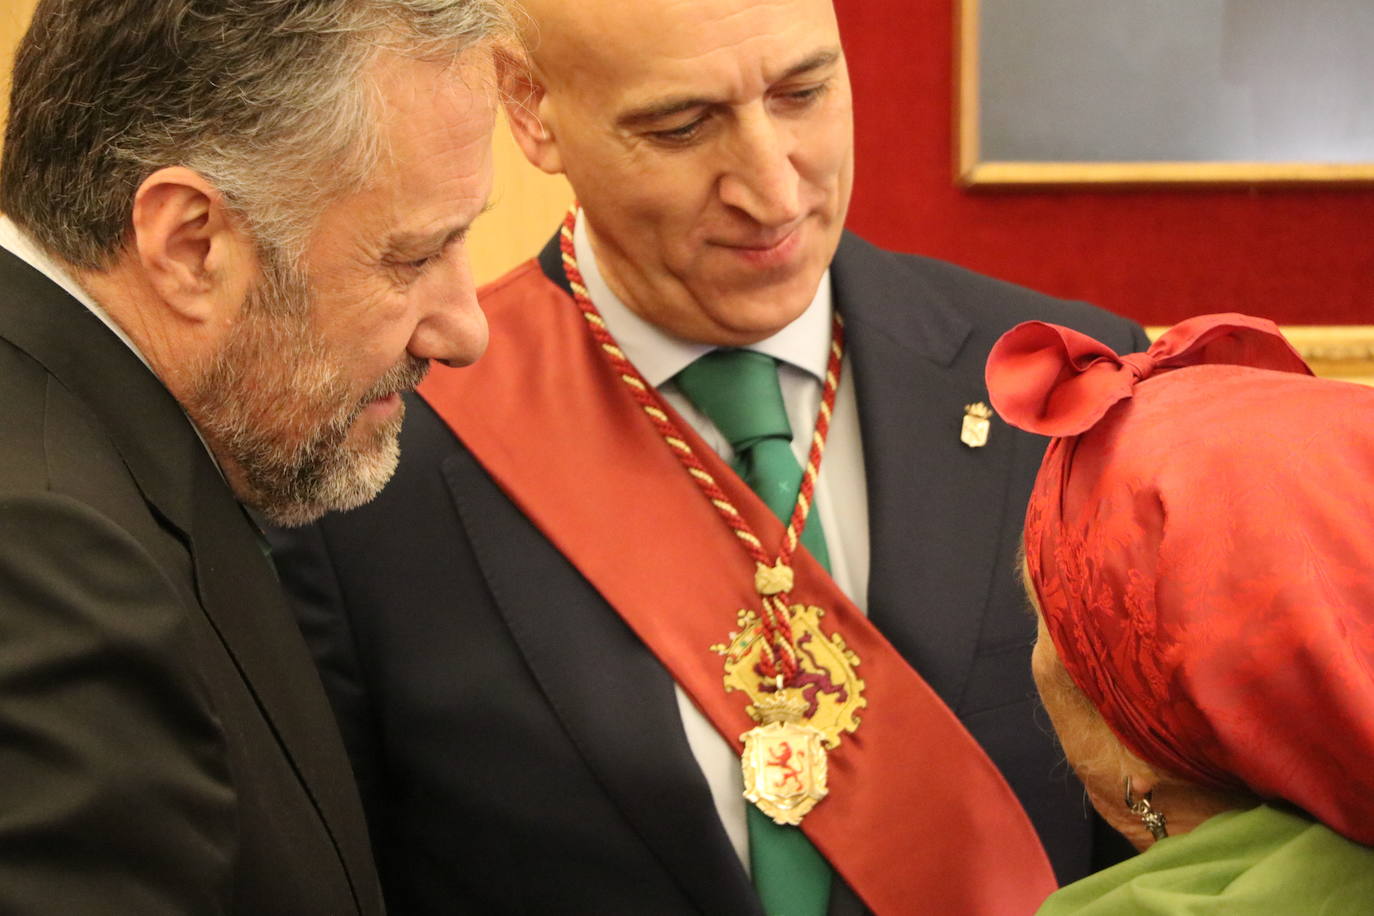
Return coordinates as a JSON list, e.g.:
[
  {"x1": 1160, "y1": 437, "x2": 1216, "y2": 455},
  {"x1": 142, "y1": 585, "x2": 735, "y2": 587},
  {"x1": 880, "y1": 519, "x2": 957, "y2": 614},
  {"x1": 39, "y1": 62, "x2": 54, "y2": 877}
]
[{"x1": 986, "y1": 313, "x2": 1374, "y2": 846}]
